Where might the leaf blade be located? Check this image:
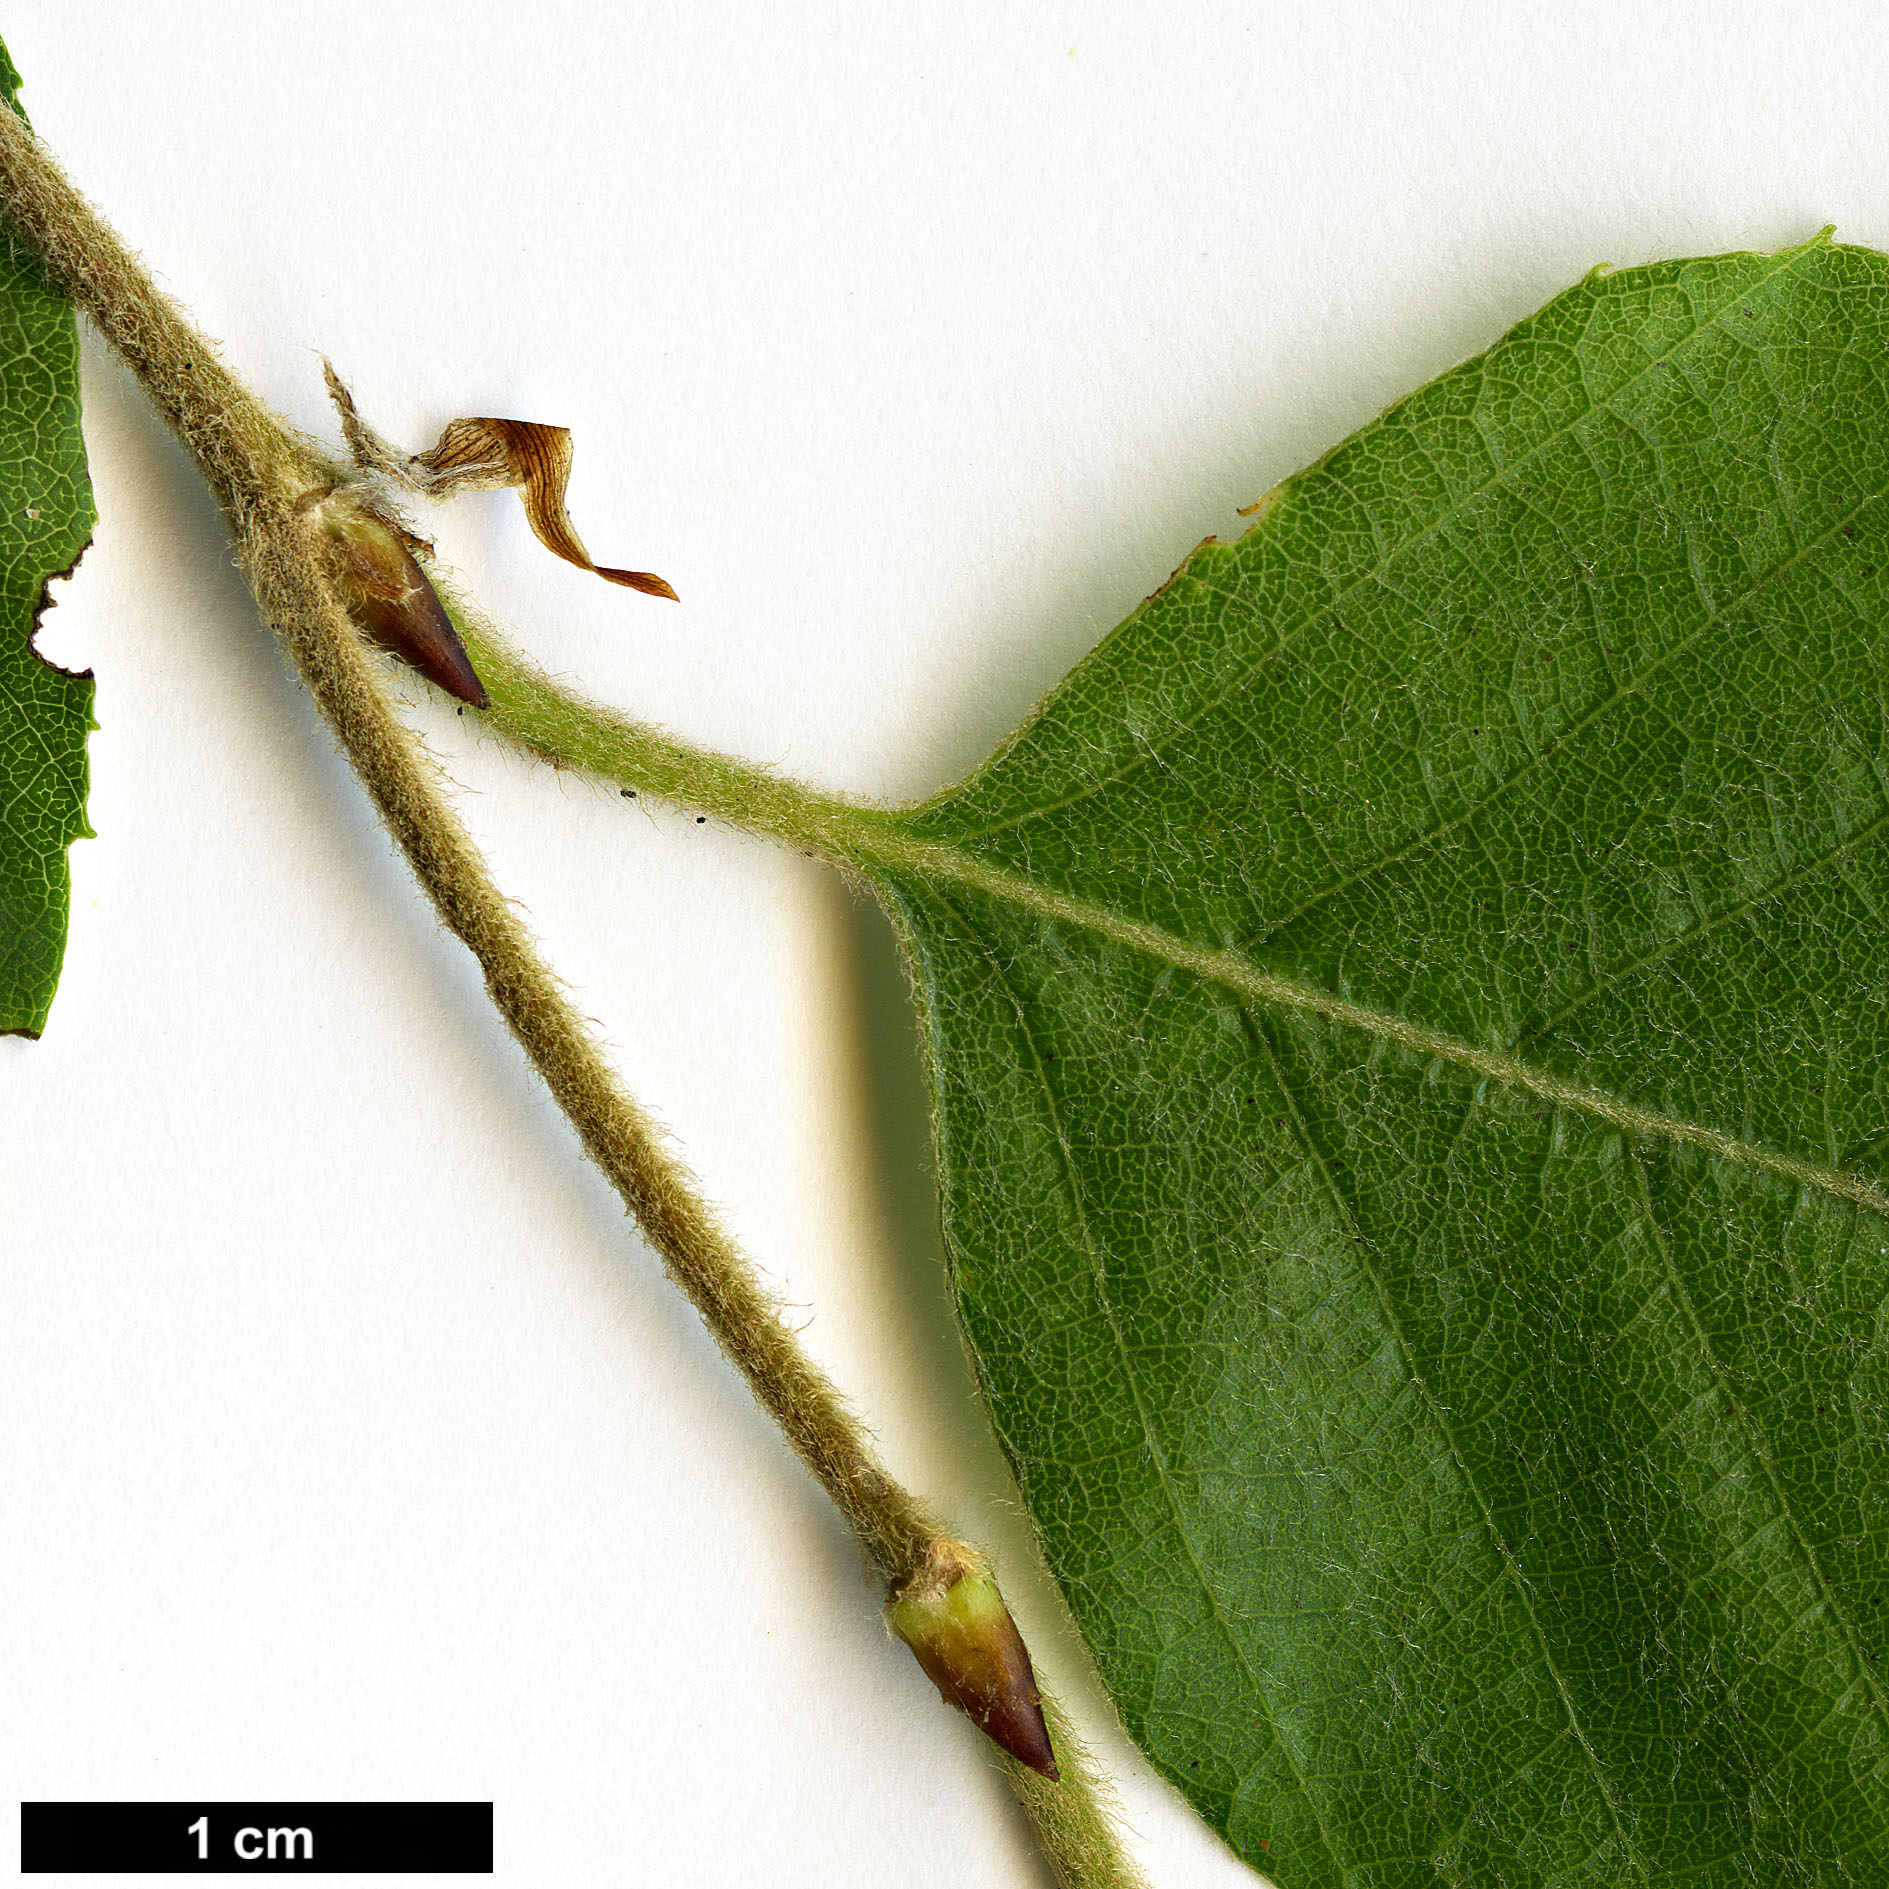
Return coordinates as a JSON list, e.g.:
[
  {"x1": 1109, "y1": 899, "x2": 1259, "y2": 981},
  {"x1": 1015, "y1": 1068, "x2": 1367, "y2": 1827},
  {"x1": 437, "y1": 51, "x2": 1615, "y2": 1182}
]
[{"x1": 871, "y1": 237, "x2": 1889, "y2": 1882}]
